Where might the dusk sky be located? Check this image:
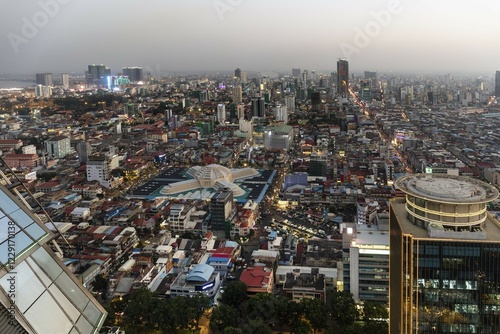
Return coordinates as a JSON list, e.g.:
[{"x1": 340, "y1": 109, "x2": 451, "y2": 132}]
[{"x1": 1, "y1": 0, "x2": 500, "y2": 75}]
